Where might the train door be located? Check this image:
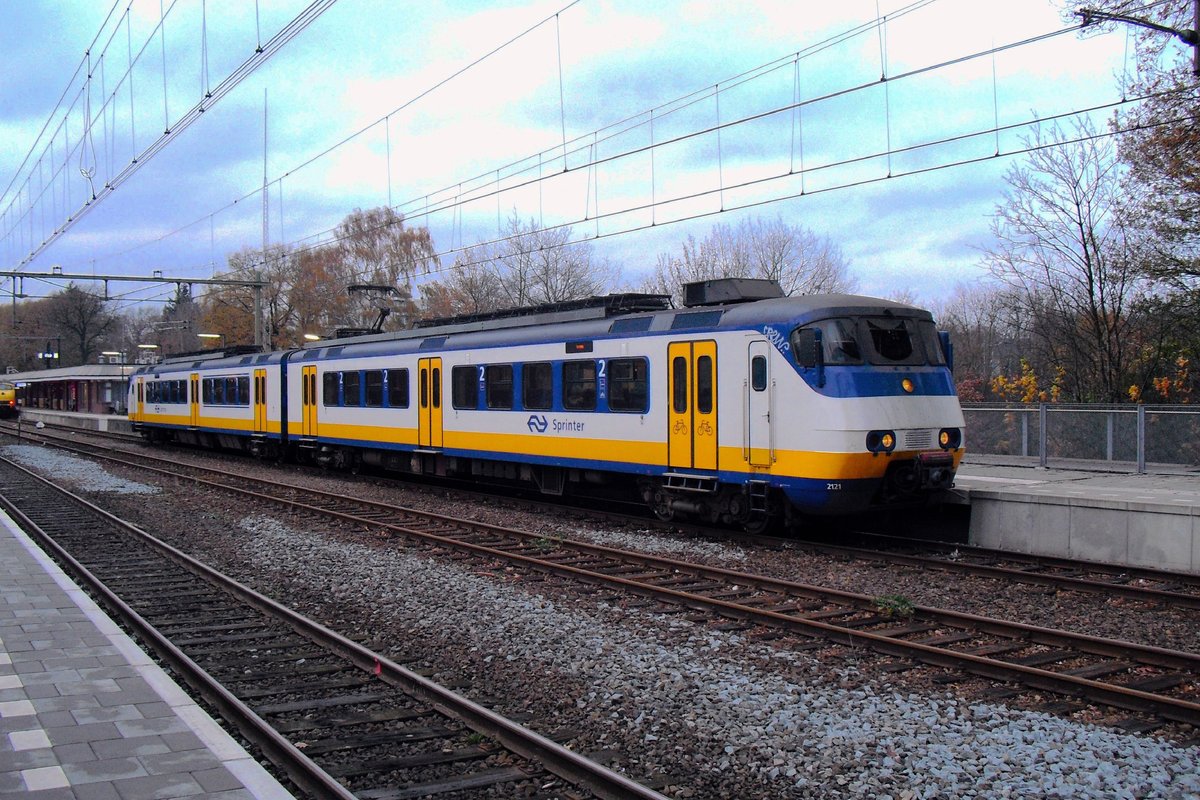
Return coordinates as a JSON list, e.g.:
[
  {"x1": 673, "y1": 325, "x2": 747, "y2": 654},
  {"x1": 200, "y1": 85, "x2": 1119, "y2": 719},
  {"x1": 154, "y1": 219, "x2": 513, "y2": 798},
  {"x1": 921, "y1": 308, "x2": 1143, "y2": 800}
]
[
  {"x1": 189, "y1": 373, "x2": 200, "y2": 428},
  {"x1": 253, "y1": 368, "x2": 267, "y2": 434},
  {"x1": 418, "y1": 357, "x2": 443, "y2": 448},
  {"x1": 746, "y1": 340, "x2": 773, "y2": 466},
  {"x1": 667, "y1": 340, "x2": 718, "y2": 471},
  {"x1": 301, "y1": 365, "x2": 318, "y2": 437},
  {"x1": 134, "y1": 377, "x2": 144, "y2": 420}
]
